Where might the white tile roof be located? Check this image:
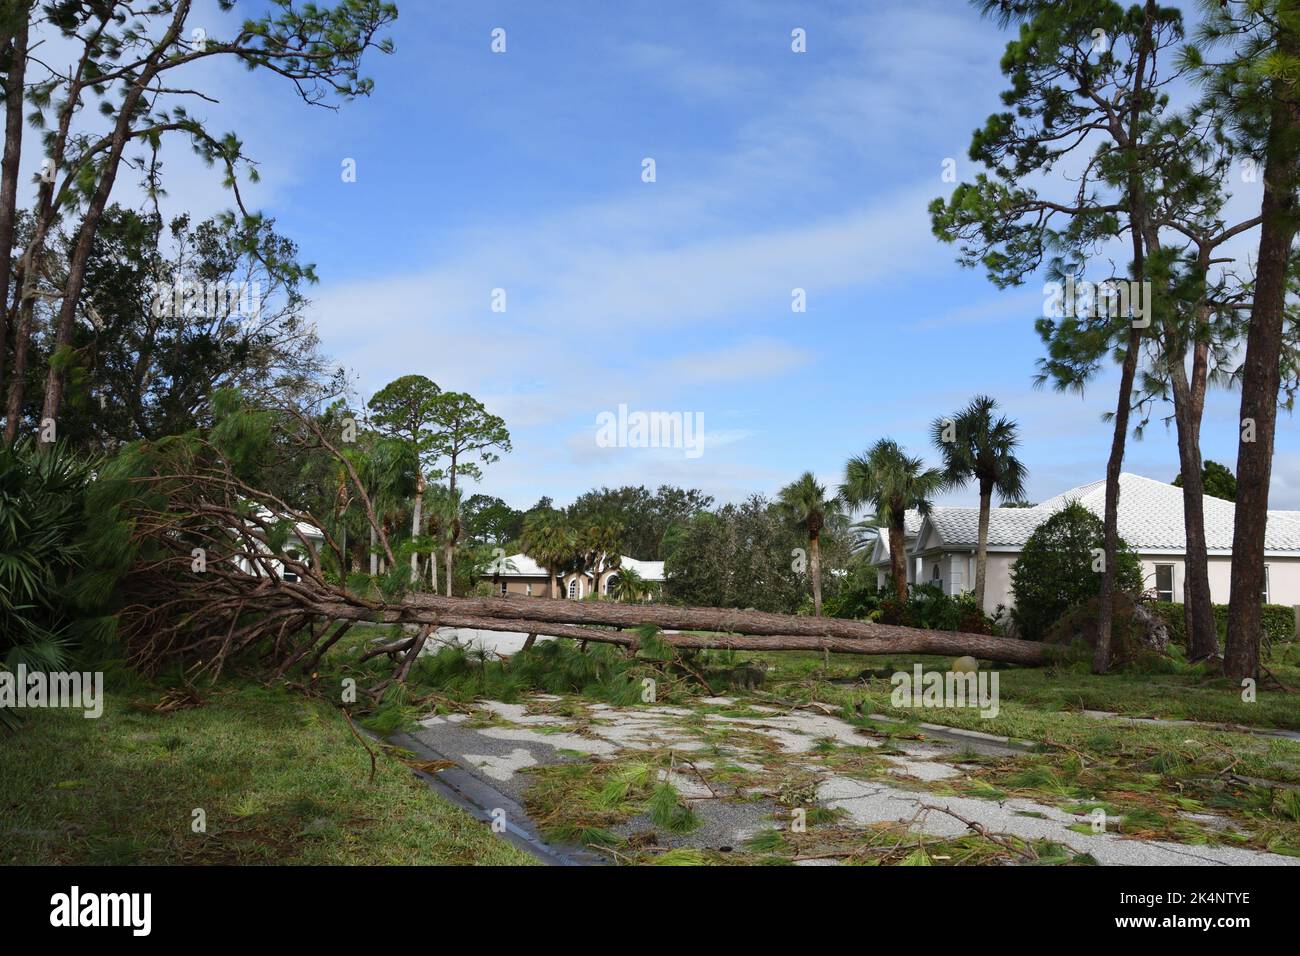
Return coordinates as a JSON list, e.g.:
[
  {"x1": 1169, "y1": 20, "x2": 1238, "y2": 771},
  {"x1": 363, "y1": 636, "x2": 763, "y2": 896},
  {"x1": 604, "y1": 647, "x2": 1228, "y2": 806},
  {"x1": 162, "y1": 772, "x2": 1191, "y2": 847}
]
[{"x1": 918, "y1": 473, "x2": 1300, "y2": 554}]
